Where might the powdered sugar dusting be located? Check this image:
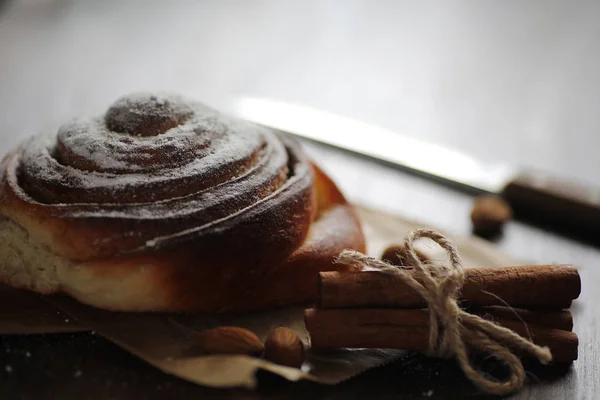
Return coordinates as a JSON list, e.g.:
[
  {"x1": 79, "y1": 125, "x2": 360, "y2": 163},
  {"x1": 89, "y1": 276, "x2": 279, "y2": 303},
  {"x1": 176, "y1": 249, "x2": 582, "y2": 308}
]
[
  {"x1": 21, "y1": 93, "x2": 273, "y2": 196},
  {"x1": 104, "y1": 93, "x2": 194, "y2": 136},
  {"x1": 25, "y1": 115, "x2": 271, "y2": 191},
  {"x1": 4, "y1": 93, "x2": 312, "y2": 258}
]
